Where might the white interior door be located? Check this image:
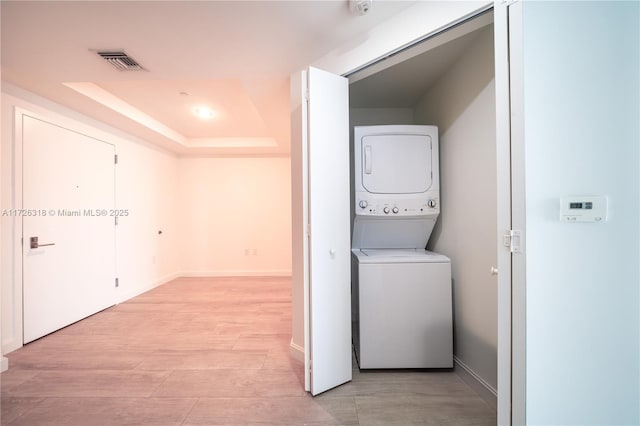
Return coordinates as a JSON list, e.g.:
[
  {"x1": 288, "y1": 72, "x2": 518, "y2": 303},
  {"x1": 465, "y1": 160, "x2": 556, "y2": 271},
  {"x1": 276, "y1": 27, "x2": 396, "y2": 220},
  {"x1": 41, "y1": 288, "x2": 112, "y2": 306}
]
[
  {"x1": 306, "y1": 67, "x2": 352, "y2": 395},
  {"x1": 22, "y1": 114, "x2": 116, "y2": 343}
]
